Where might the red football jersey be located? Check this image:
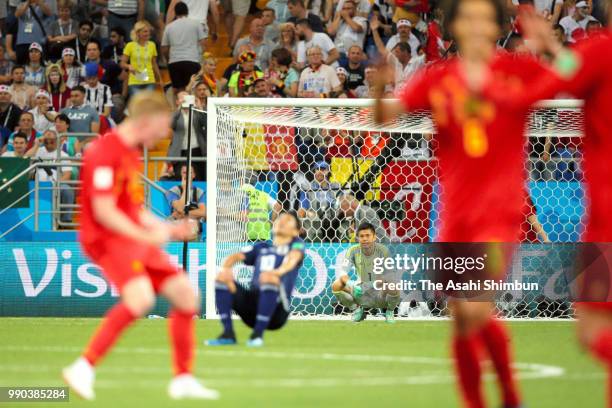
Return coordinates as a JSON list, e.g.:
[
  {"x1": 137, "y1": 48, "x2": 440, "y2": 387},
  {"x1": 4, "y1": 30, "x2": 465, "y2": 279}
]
[
  {"x1": 398, "y1": 53, "x2": 550, "y2": 242},
  {"x1": 79, "y1": 131, "x2": 144, "y2": 247},
  {"x1": 564, "y1": 32, "x2": 612, "y2": 241}
]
